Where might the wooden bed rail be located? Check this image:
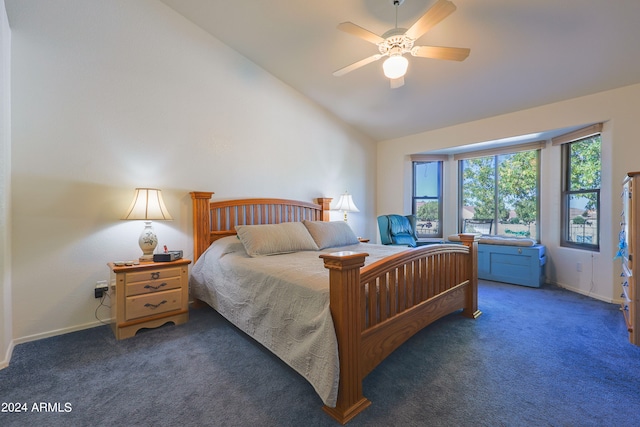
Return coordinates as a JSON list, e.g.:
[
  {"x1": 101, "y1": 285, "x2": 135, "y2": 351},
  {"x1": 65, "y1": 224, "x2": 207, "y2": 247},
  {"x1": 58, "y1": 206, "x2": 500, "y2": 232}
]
[{"x1": 320, "y1": 234, "x2": 479, "y2": 424}]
